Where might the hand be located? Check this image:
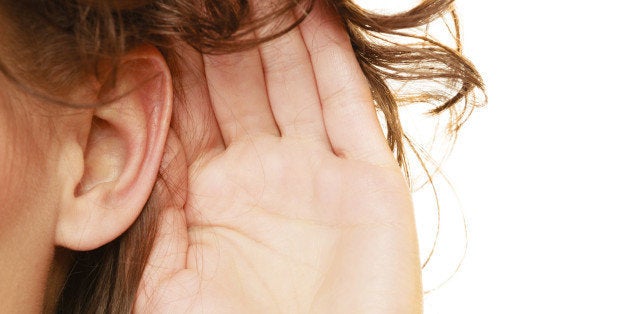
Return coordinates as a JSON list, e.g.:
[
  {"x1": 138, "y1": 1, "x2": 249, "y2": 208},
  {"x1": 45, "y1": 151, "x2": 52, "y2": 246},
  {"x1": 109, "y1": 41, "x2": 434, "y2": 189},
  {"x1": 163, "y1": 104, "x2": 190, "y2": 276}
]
[{"x1": 135, "y1": 1, "x2": 422, "y2": 313}]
